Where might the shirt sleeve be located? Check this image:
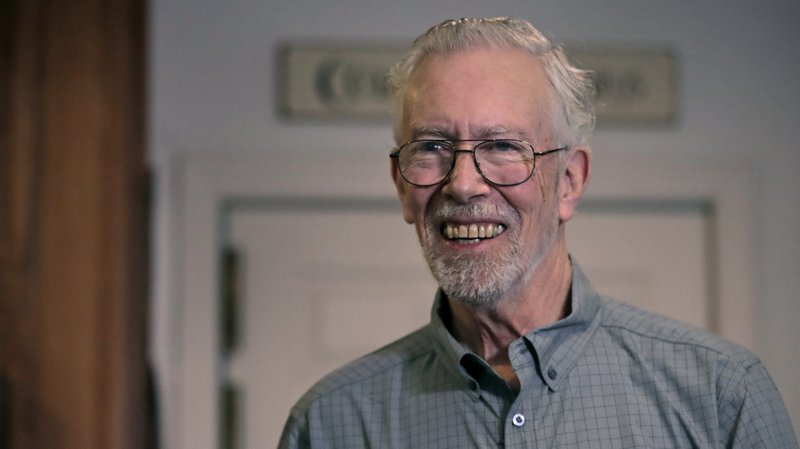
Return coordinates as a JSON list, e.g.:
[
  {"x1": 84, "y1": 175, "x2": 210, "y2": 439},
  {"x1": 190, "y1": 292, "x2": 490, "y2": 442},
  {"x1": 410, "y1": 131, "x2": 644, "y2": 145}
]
[
  {"x1": 277, "y1": 411, "x2": 310, "y2": 449},
  {"x1": 719, "y1": 361, "x2": 798, "y2": 449}
]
